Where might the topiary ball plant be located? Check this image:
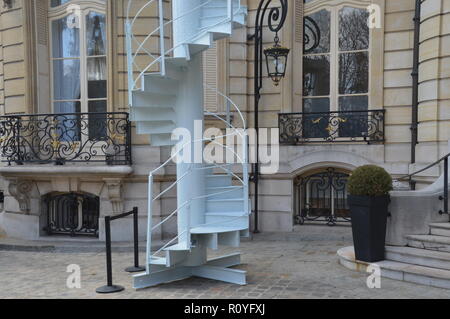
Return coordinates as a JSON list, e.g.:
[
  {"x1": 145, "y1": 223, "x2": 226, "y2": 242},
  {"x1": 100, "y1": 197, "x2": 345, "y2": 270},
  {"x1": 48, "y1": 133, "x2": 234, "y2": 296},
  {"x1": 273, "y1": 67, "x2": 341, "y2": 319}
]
[{"x1": 348, "y1": 165, "x2": 393, "y2": 197}]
